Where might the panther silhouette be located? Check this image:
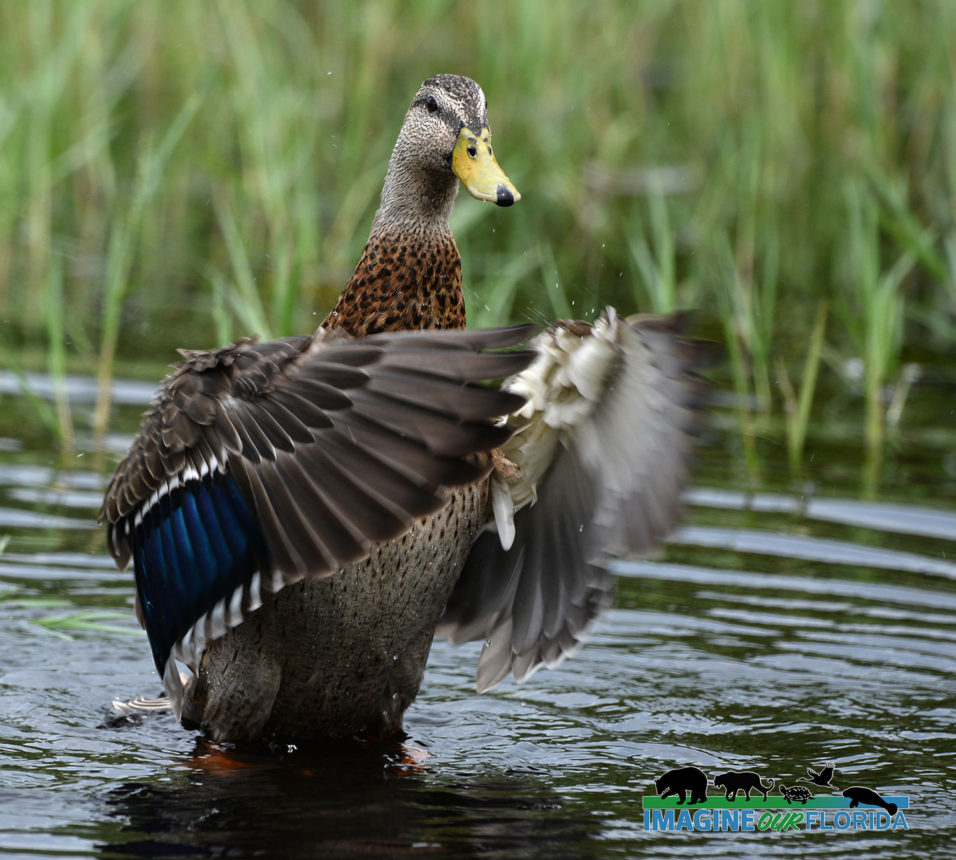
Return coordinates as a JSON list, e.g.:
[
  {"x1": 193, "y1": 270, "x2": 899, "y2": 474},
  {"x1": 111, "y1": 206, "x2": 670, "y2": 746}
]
[{"x1": 713, "y1": 771, "x2": 774, "y2": 801}]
